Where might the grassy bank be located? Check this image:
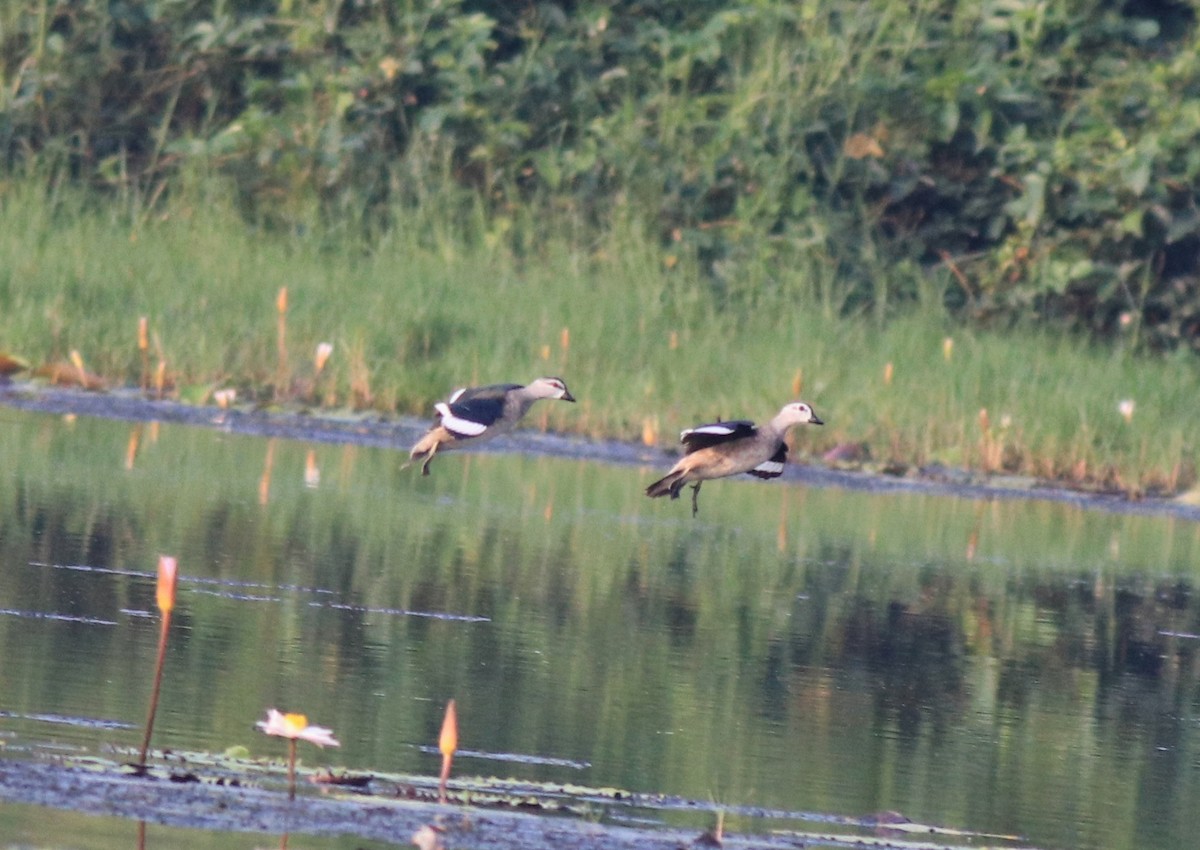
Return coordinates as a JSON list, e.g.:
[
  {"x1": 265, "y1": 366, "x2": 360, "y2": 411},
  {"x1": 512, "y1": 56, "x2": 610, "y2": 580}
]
[{"x1": 0, "y1": 181, "x2": 1195, "y2": 496}]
